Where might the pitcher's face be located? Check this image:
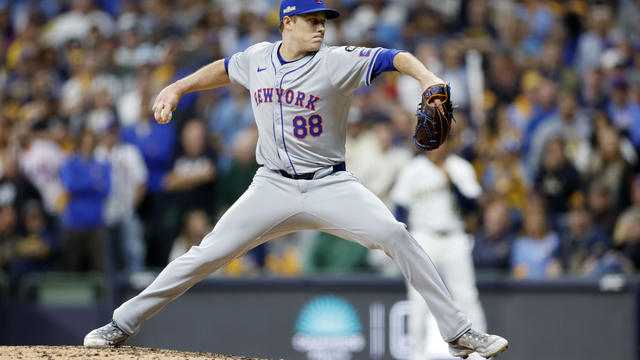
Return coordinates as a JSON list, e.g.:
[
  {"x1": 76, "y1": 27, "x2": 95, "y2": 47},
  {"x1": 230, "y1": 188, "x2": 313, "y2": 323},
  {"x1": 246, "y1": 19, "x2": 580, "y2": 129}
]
[{"x1": 287, "y1": 12, "x2": 327, "y2": 52}]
